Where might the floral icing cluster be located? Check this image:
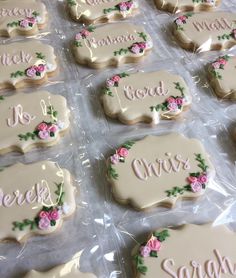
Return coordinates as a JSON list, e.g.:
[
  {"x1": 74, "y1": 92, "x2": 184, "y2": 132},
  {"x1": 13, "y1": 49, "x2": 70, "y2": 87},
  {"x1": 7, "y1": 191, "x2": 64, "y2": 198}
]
[
  {"x1": 150, "y1": 82, "x2": 186, "y2": 113},
  {"x1": 210, "y1": 55, "x2": 230, "y2": 79},
  {"x1": 103, "y1": 1, "x2": 136, "y2": 15},
  {"x1": 25, "y1": 64, "x2": 46, "y2": 78},
  {"x1": 34, "y1": 122, "x2": 59, "y2": 140},
  {"x1": 134, "y1": 230, "x2": 170, "y2": 274},
  {"x1": 12, "y1": 183, "x2": 70, "y2": 231},
  {"x1": 129, "y1": 42, "x2": 148, "y2": 54},
  {"x1": 174, "y1": 13, "x2": 193, "y2": 31},
  {"x1": 151, "y1": 95, "x2": 185, "y2": 113},
  {"x1": 18, "y1": 106, "x2": 64, "y2": 141},
  {"x1": 187, "y1": 172, "x2": 208, "y2": 193},
  {"x1": 74, "y1": 26, "x2": 95, "y2": 47},
  {"x1": 104, "y1": 72, "x2": 129, "y2": 96},
  {"x1": 166, "y1": 153, "x2": 209, "y2": 197},
  {"x1": 10, "y1": 52, "x2": 47, "y2": 79},
  {"x1": 108, "y1": 141, "x2": 135, "y2": 180},
  {"x1": 7, "y1": 11, "x2": 40, "y2": 29},
  {"x1": 114, "y1": 32, "x2": 152, "y2": 56}
]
